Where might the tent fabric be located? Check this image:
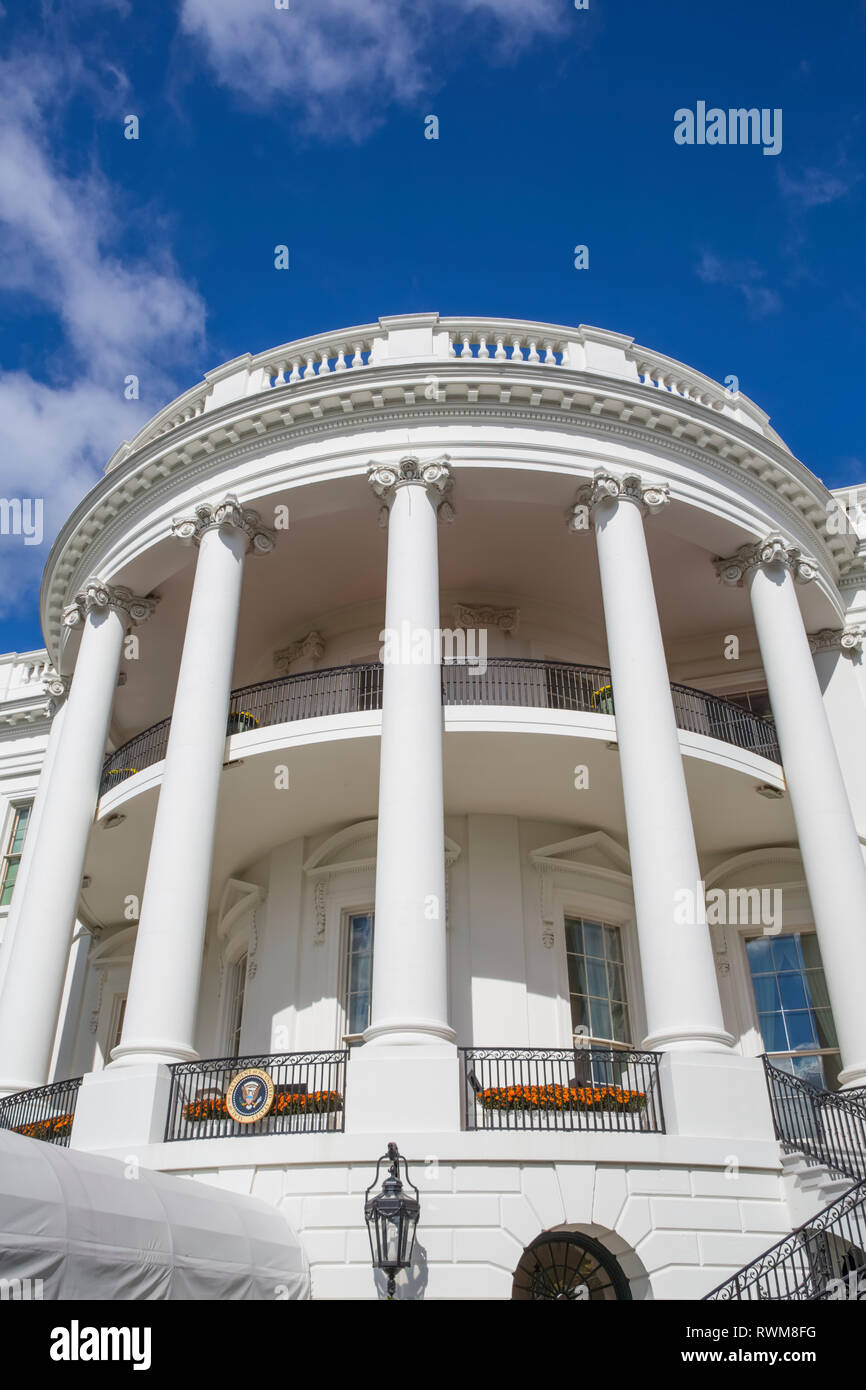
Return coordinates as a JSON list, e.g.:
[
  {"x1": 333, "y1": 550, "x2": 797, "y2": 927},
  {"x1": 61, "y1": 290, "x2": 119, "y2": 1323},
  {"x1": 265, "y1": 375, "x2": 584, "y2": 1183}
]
[{"x1": 0, "y1": 1129, "x2": 309, "y2": 1299}]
